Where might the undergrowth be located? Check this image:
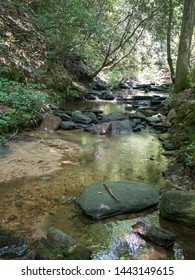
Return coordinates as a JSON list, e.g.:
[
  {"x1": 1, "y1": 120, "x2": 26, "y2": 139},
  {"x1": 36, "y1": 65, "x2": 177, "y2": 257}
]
[{"x1": 0, "y1": 78, "x2": 48, "y2": 144}]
